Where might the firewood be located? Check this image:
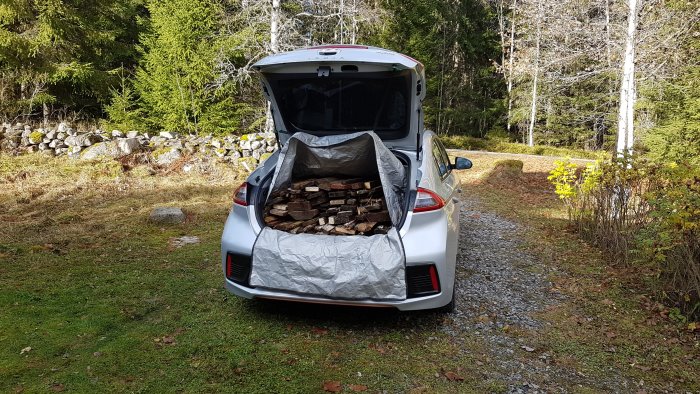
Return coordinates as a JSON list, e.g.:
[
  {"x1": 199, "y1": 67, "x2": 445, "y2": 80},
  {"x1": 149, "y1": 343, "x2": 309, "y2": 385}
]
[
  {"x1": 364, "y1": 203, "x2": 382, "y2": 211},
  {"x1": 334, "y1": 226, "x2": 356, "y2": 235},
  {"x1": 305, "y1": 191, "x2": 325, "y2": 199},
  {"x1": 361, "y1": 210, "x2": 390, "y2": 223},
  {"x1": 264, "y1": 176, "x2": 394, "y2": 236},
  {"x1": 269, "y1": 208, "x2": 288, "y2": 217},
  {"x1": 364, "y1": 180, "x2": 380, "y2": 189},
  {"x1": 288, "y1": 209, "x2": 319, "y2": 221},
  {"x1": 355, "y1": 222, "x2": 377, "y2": 233},
  {"x1": 330, "y1": 182, "x2": 353, "y2": 190},
  {"x1": 301, "y1": 218, "x2": 318, "y2": 227},
  {"x1": 292, "y1": 179, "x2": 314, "y2": 190},
  {"x1": 267, "y1": 196, "x2": 286, "y2": 205},
  {"x1": 287, "y1": 201, "x2": 311, "y2": 211},
  {"x1": 335, "y1": 211, "x2": 353, "y2": 224},
  {"x1": 274, "y1": 221, "x2": 303, "y2": 231},
  {"x1": 309, "y1": 196, "x2": 328, "y2": 206}
]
